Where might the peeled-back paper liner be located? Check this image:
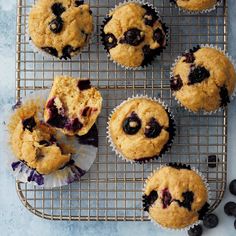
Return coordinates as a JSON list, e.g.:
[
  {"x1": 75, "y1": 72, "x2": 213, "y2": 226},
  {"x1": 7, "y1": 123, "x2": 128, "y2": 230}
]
[
  {"x1": 4, "y1": 90, "x2": 98, "y2": 188},
  {"x1": 170, "y1": 0, "x2": 222, "y2": 15},
  {"x1": 170, "y1": 44, "x2": 236, "y2": 115},
  {"x1": 26, "y1": 2, "x2": 95, "y2": 60},
  {"x1": 107, "y1": 95, "x2": 175, "y2": 164},
  {"x1": 100, "y1": 0, "x2": 169, "y2": 70},
  {"x1": 142, "y1": 163, "x2": 211, "y2": 232}
]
